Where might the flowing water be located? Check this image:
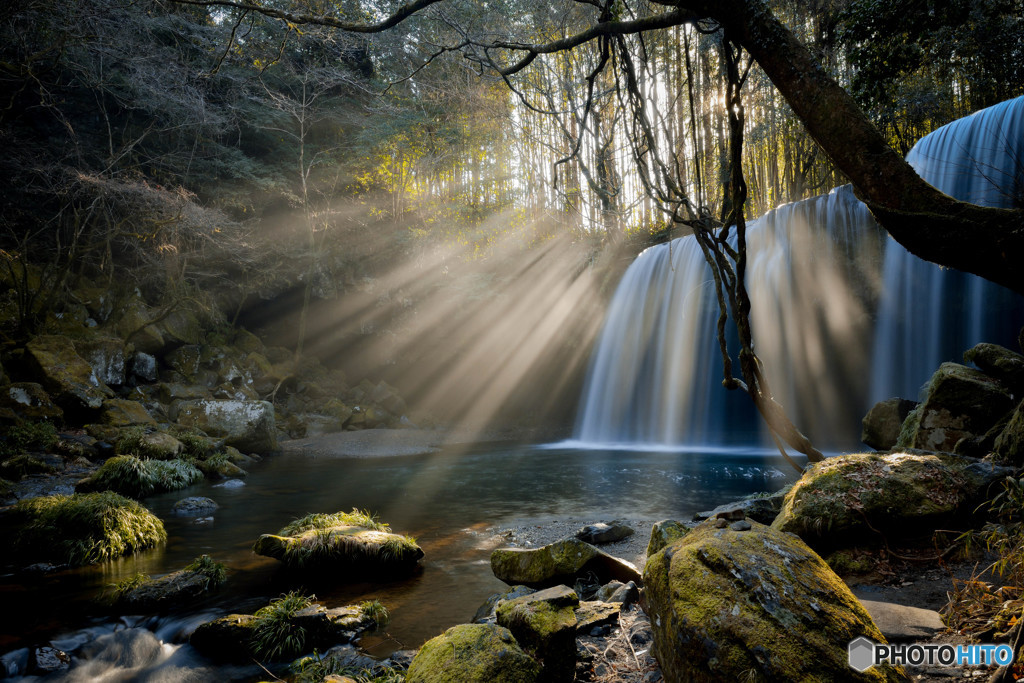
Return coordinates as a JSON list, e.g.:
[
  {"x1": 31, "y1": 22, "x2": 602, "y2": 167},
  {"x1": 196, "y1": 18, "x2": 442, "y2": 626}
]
[
  {"x1": 576, "y1": 96, "x2": 1024, "y2": 450},
  {"x1": 0, "y1": 441, "x2": 795, "y2": 681}
]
